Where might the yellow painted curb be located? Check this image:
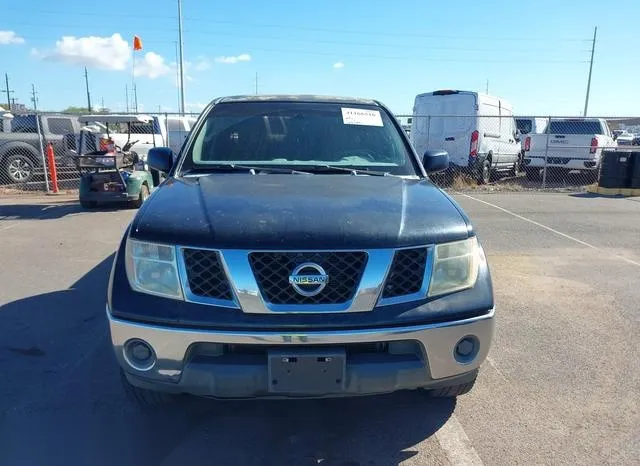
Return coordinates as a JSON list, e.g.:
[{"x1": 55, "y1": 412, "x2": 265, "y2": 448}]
[{"x1": 587, "y1": 184, "x2": 640, "y2": 197}]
